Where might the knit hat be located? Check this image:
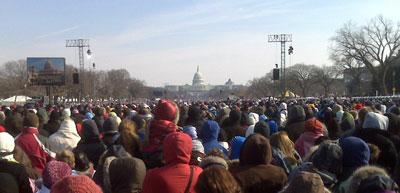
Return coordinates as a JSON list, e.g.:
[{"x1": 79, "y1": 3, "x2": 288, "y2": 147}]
[
  {"x1": 341, "y1": 112, "x2": 356, "y2": 131},
  {"x1": 248, "y1": 113, "x2": 259, "y2": 125},
  {"x1": 192, "y1": 139, "x2": 205, "y2": 154},
  {"x1": 312, "y1": 141, "x2": 343, "y2": 175},
  {"x1": 51, "y1": 175, "x2": 102, "y2": 193},
  {"x1": 0, "y1": 132, "x2": 15, "y2": 161},
  {"x1": 339, "y1": 137, "x2": 370, "y2": 168},
  {"x1": 281, "y1": 171, "x2": 325, "y2": 193},
  {"x1": 288, "y1": 105, "x2": 306, "y2": 123},
  {"x1": 304, "y1": 118, "x2": 324, "y2": 134},
  {"x1": 362, "y1": 112, "x2": 389, "y2": 130},
  {"x1": 0, "y1": 172, "x2": 19, "y2": 193},
  {"x1": 200, "y1": 156, "x2": 228, "y2": 170},
  {"x1": 183, "y1": 126, "x2": 198, "y2": 139},
  {"x1": 43, "y1": 160, "x2": 72, "y2": 188},
  {"x1": 356, "y1": 175, "x2": 398, "y2": 193}
]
